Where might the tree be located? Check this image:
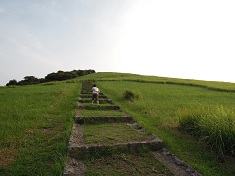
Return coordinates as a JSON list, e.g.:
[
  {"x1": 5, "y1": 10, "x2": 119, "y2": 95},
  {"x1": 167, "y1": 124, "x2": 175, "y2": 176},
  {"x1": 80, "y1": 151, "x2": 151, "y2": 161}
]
[
  {"x1": 6, "y1": 69, "x2": 96, "y2": 86},
  {"x1": 6, "y1": 79, "x2": 18, "y2": 86},
  {"x1": 18, "y1": 76, "x2": 40, "y2": 85},
  {"x1": 24, "y1": 76, "x2": 37, "y2": 81},
  {"x1": 45, "y1": 72, "x2": 58, "y2": 81}
]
